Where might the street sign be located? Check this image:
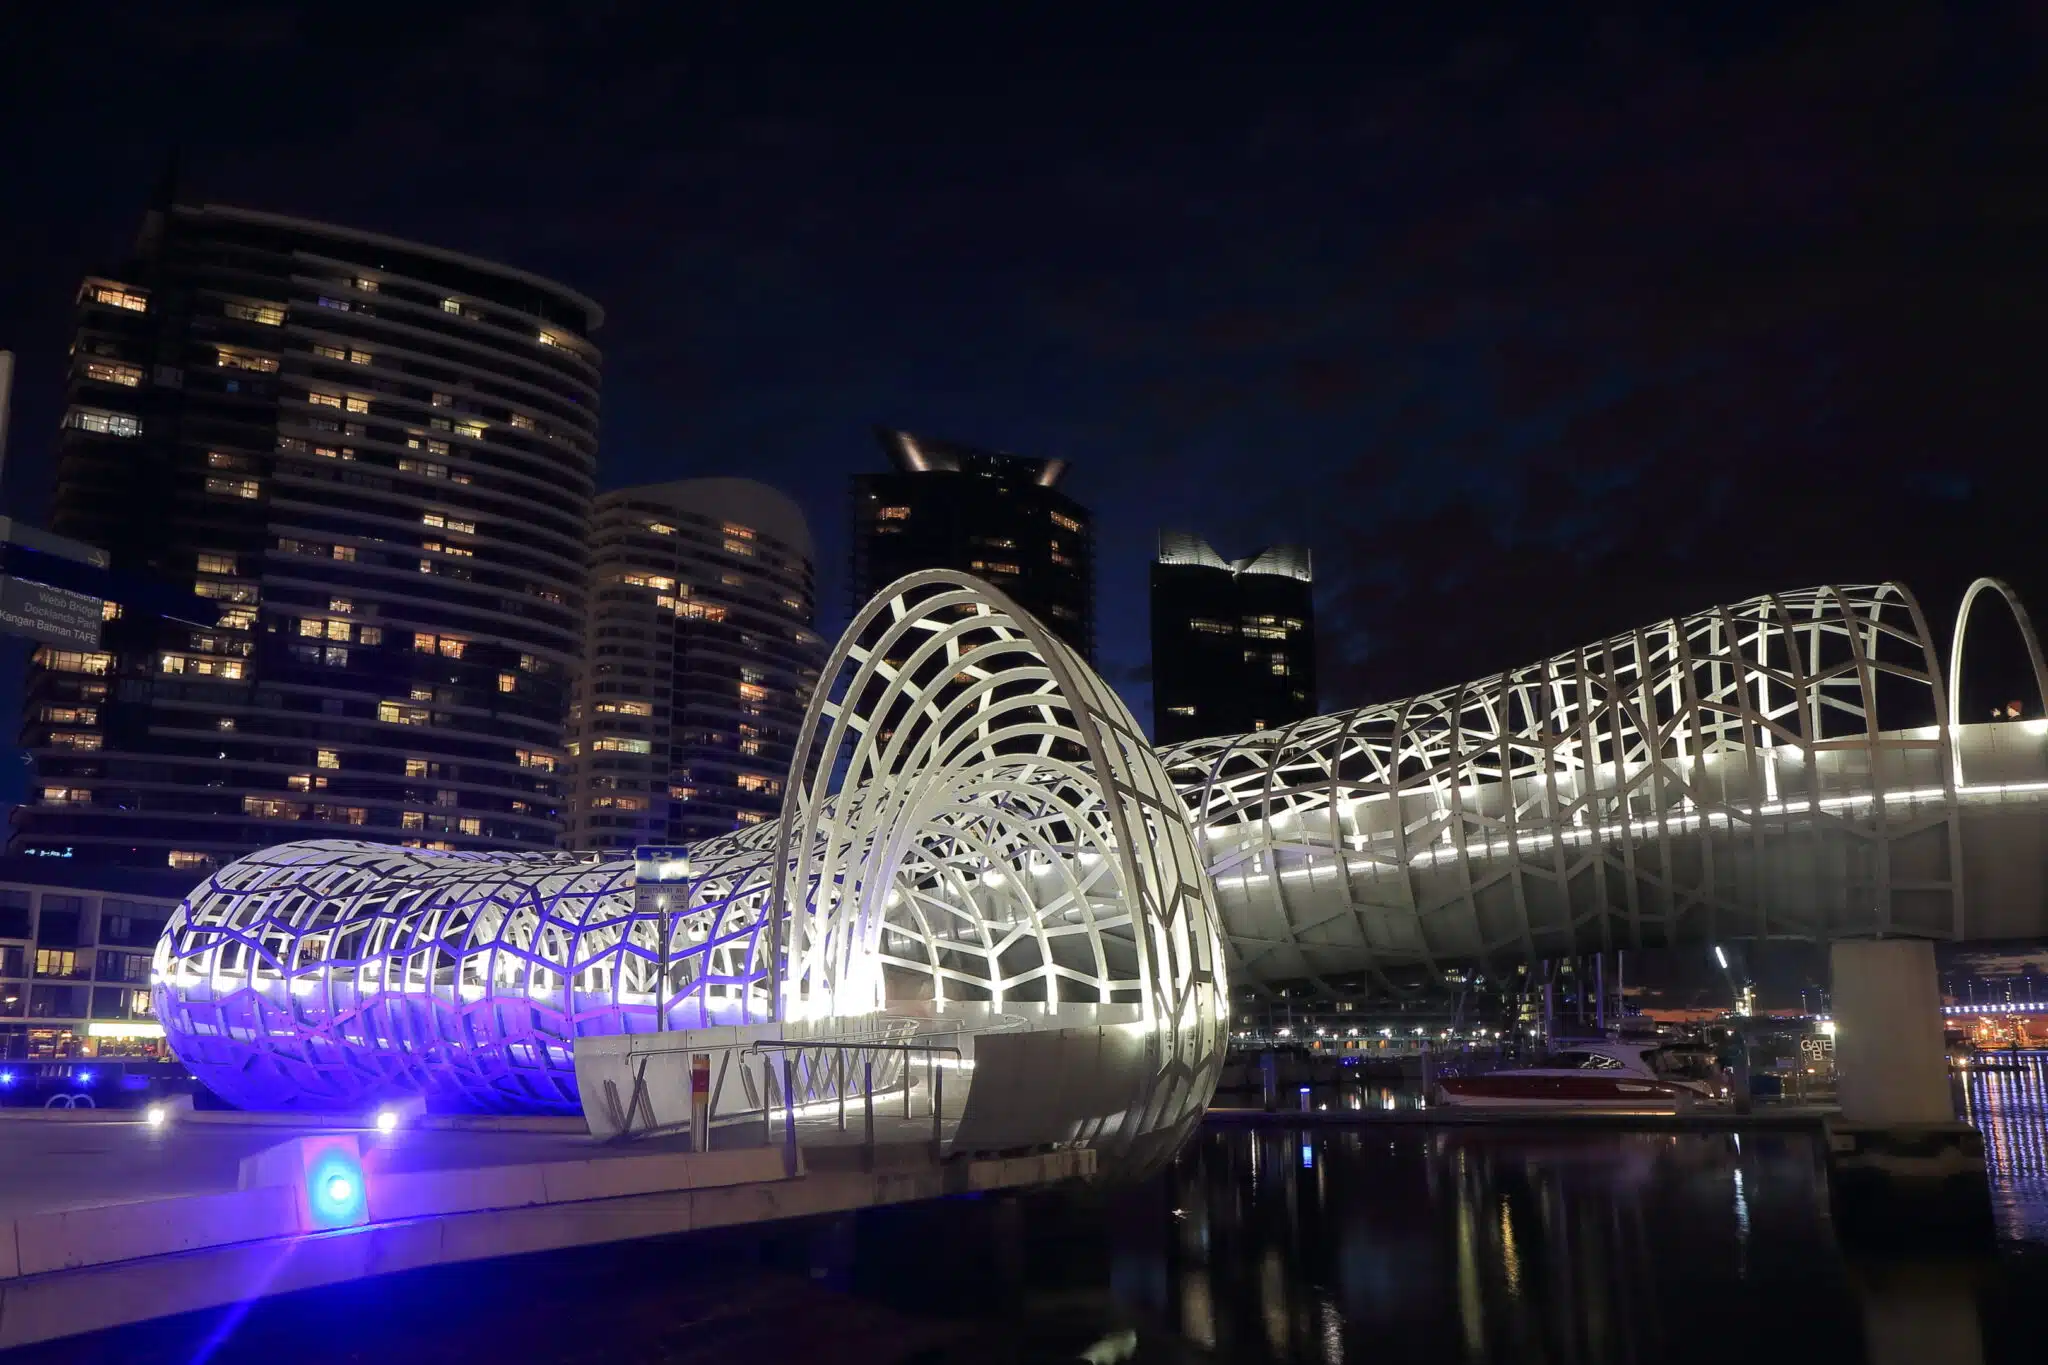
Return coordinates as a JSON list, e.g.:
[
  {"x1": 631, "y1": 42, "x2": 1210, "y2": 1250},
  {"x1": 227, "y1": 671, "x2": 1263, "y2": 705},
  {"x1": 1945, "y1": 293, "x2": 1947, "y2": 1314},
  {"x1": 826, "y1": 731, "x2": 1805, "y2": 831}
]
[
  {"x1": 632, "y1": 846, "x2": 693, "y2": 882},
  {"x1": 0, "y1": 575, "x2": 103, "y2": 648}
]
